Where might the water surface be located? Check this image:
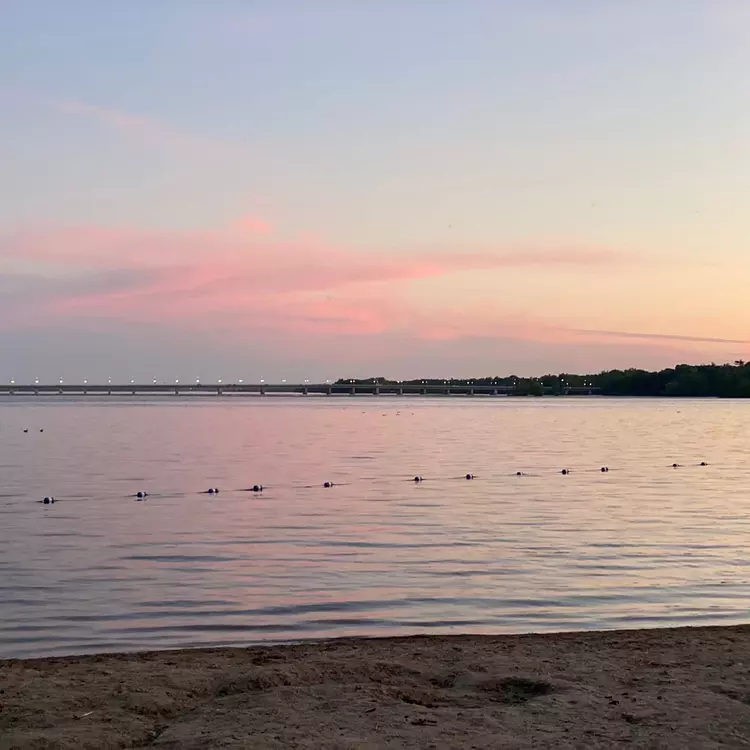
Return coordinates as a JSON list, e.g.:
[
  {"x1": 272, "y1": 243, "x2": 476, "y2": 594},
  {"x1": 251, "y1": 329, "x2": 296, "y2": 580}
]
[{"x1": 1, "y1": 396, "x2": 749, "y2": 658}]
